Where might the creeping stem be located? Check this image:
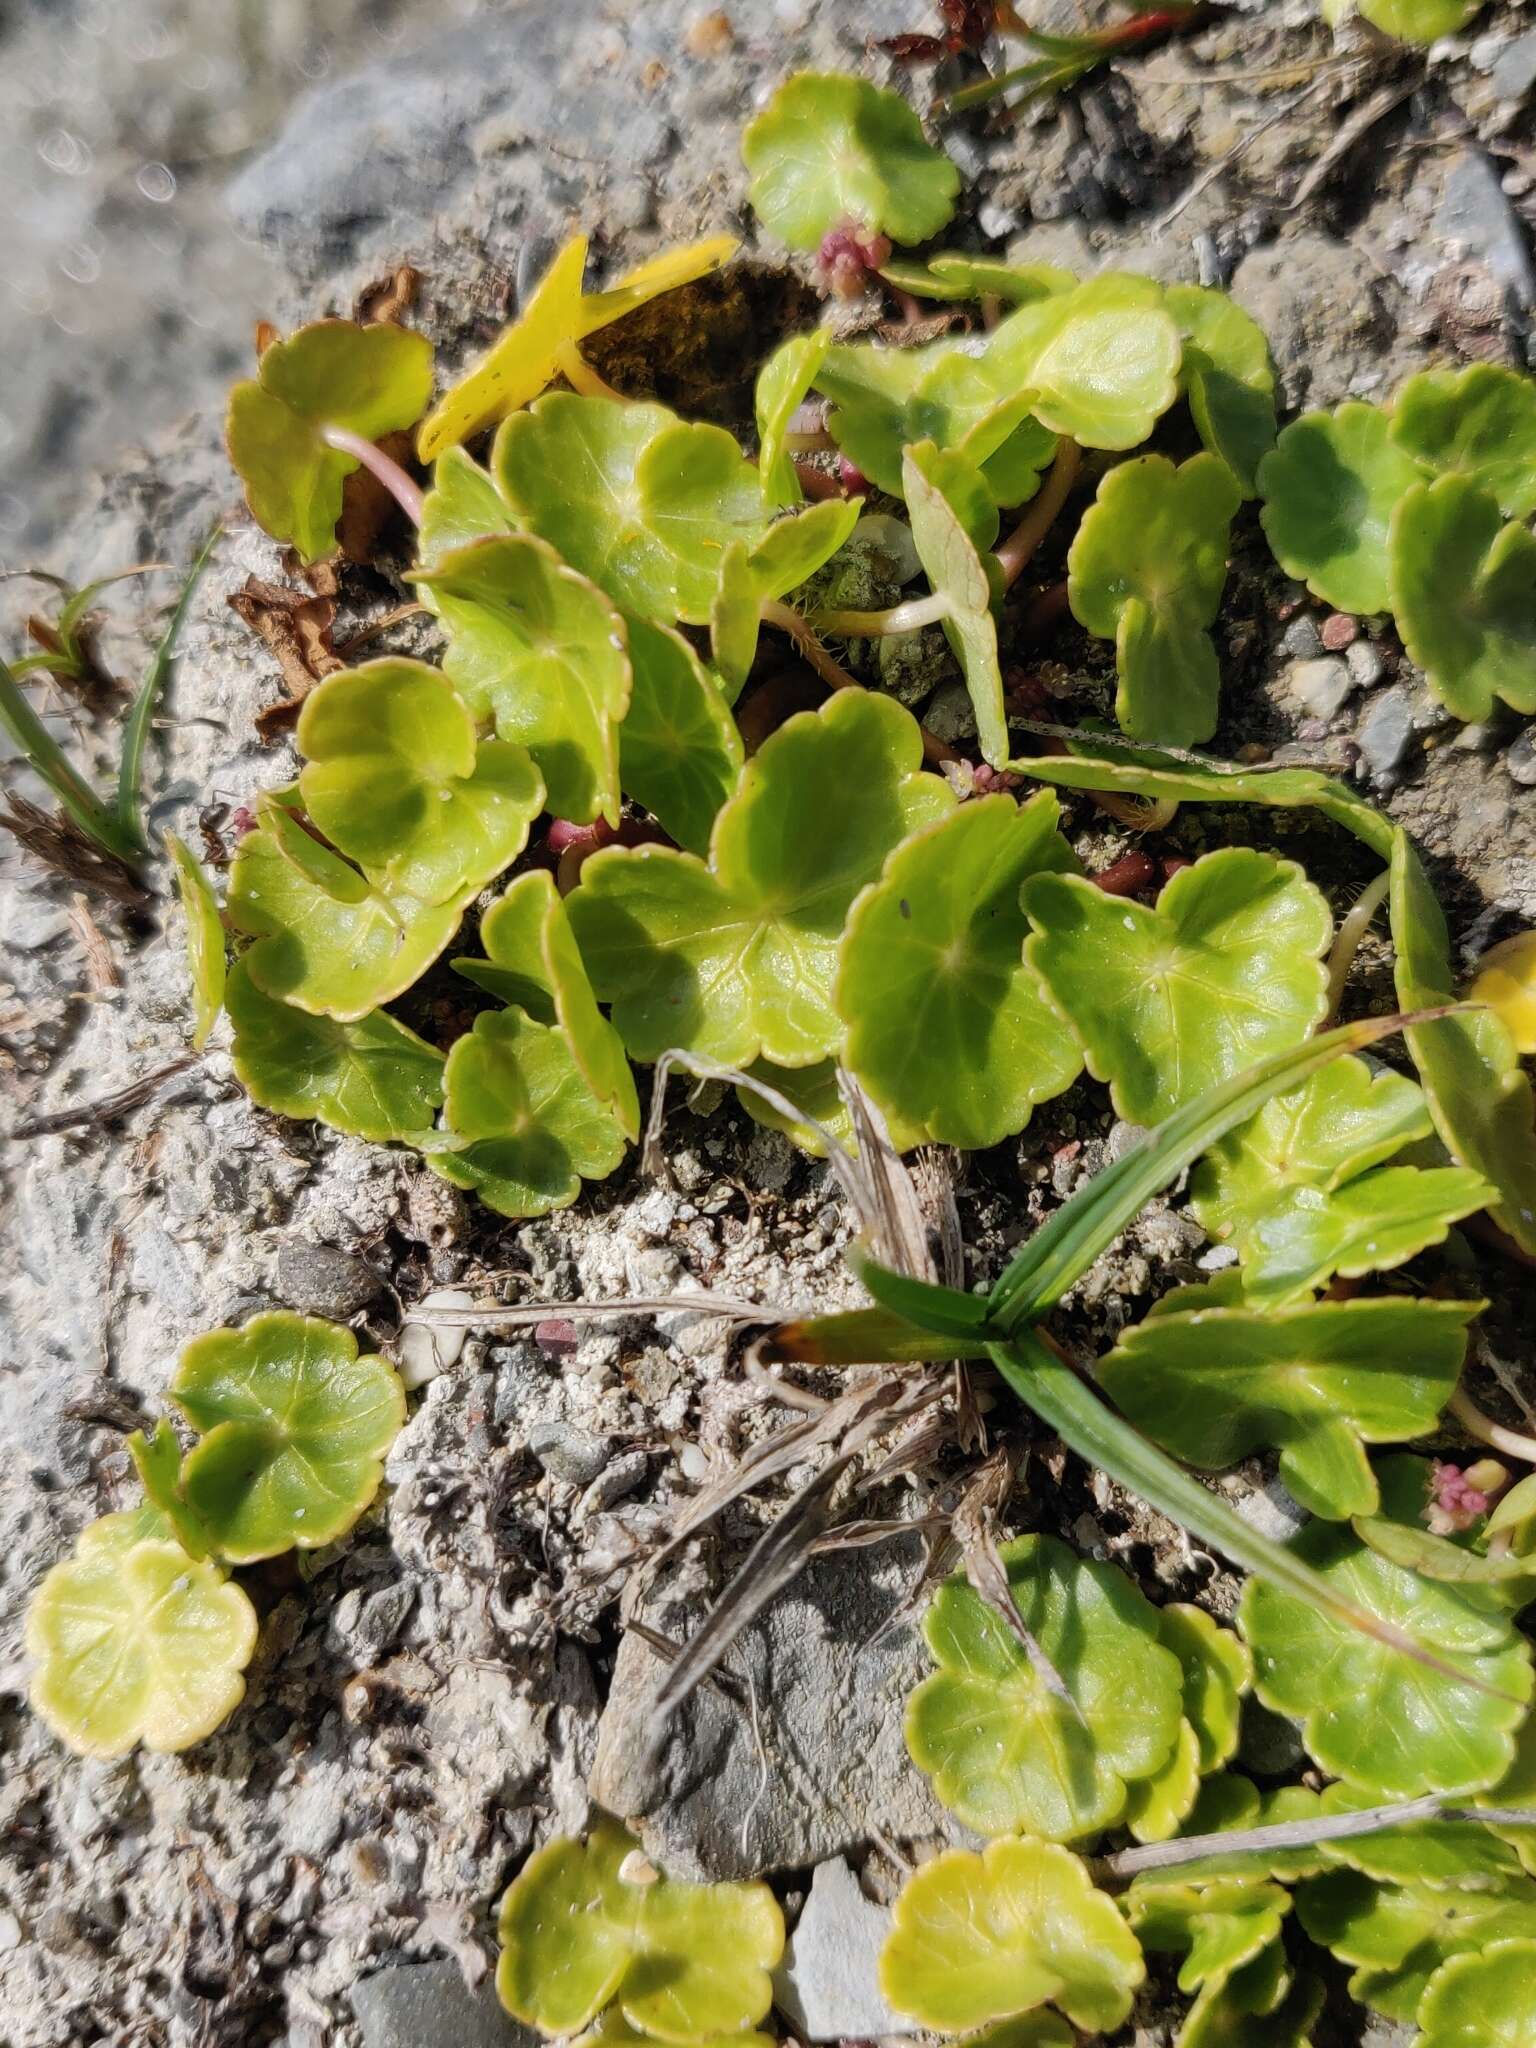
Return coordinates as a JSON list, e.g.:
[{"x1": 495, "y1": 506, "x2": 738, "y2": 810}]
[
  {"x1": 810, "y1": 592, "x2": 951, "y2": 637},
  {"x1": 1450, "y1": 1387, "x2": 1536, "y2": 1467},
  {"x1": 1324, "y1": 869, "x2": 1391, "y2": 1022},
  {"x1": 320, "y1": 426, "x2": 425, "y2": 526}
]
